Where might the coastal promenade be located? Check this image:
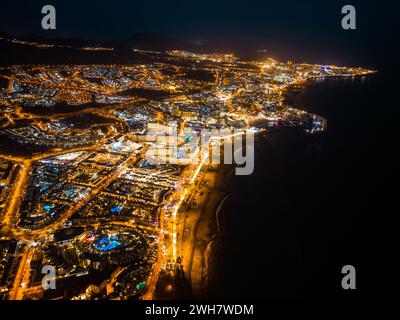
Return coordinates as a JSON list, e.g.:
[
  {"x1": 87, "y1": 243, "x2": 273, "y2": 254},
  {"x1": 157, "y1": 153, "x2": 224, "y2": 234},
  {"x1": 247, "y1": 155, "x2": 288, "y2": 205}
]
[{"x1": 176, "y1": 164, "x2": 230, "y2": 298}]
